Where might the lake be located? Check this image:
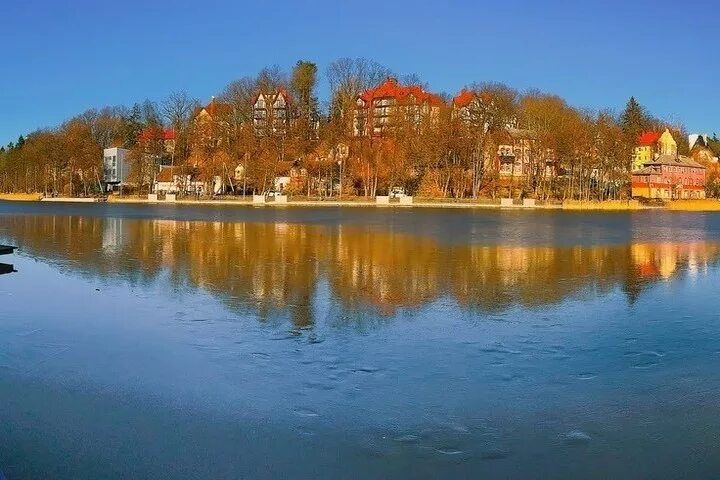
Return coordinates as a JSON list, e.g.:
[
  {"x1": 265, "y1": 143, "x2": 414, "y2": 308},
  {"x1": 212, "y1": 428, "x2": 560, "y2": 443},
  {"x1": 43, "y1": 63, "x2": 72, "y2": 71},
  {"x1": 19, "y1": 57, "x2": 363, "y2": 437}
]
[{"x1": 1, "y1": 202, "x2": 720, "y2": 479}]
